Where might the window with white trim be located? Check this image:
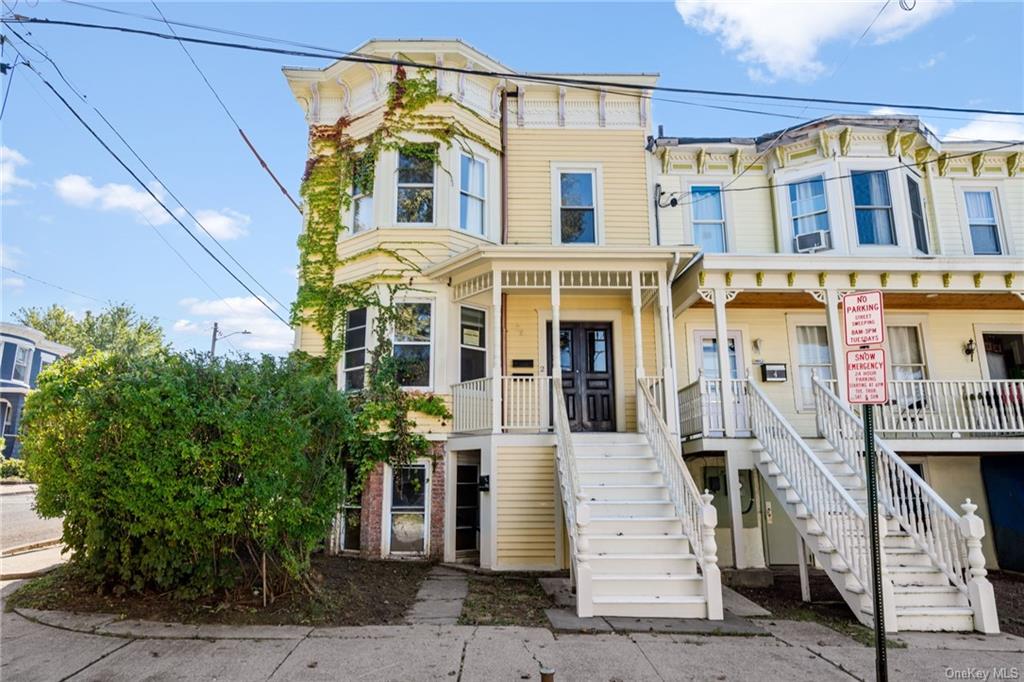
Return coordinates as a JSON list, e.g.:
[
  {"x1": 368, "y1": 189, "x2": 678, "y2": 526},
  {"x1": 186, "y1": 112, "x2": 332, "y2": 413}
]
[
  {"x1": 788, "y1": 175, "x2": 831, "y2": 238},
  {"x1": 964, "y1": 190, "x2": 1002, "y2": 255},
  {"x1": 906, "y1": 176, "x2": 928, "y2": 253},
  {"x1": 851, "y1": 170, "x2": 896, "y2": 245},
  {"x1": 393, "y1": 302, "x2": 432, "y2": 388},
  {"x1": 343, "y1": 308, "x2": 367, "y2": 391},
  {"x1": 460, "y1": 307, "x2": 486, "y2": 381},
  {"x1": 558, "y1": 171, "x2": 597, "y2": 244},
  {"x1": 396, "y1": 147, "x2": 435, "y2": 224},
  {"x1": 690, "y1": 185, "x2": 726, "y2": 253},
  {"x1": 352, "y1": 154, "x2": 374, "y2": 233},
  {"x1": 459, "y1": 155, "x2": 486, "y2": 236},
  {"x1": 12, "y1": 346, "x2": 31, "y2": 383},
  {"x1": 887, "y1": 325, "x2": 927, "y2": 380},
  {"x1": 795, "y1": 325, "x2": 832, "y2": 409},
  {"x1": 1, "y1": 400, "x2": 12, "y2": 434}
]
